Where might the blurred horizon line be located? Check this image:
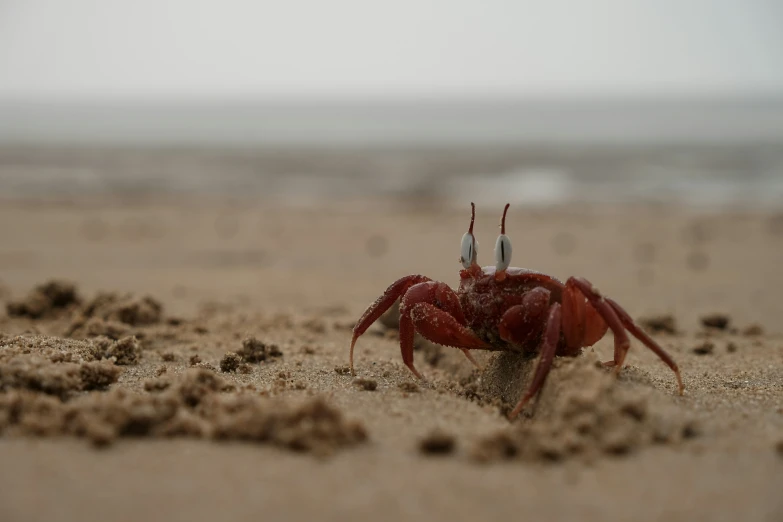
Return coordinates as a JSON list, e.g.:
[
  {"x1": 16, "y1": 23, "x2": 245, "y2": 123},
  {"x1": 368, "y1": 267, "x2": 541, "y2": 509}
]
[{"x1": 2, "y1": 95, "x2": 783, "y2": 147}]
